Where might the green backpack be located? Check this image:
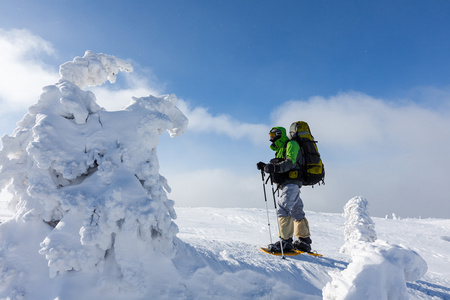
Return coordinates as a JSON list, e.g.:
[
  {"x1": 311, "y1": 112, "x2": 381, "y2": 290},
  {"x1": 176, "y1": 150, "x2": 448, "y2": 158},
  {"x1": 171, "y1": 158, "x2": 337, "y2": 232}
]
[{"x1": 289, "y1": 121, "x2": 325, "y2": 186}]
